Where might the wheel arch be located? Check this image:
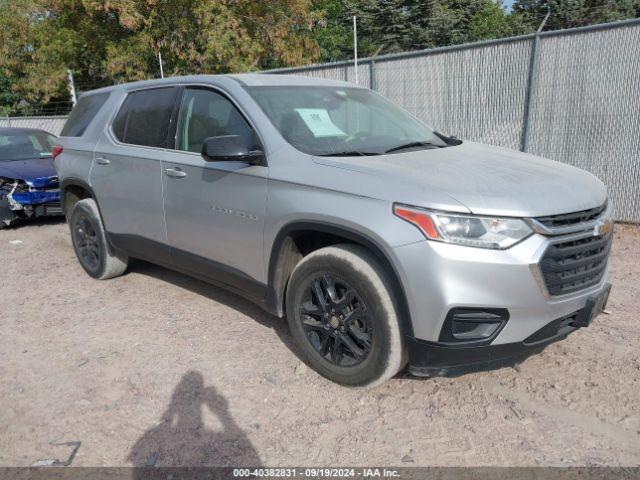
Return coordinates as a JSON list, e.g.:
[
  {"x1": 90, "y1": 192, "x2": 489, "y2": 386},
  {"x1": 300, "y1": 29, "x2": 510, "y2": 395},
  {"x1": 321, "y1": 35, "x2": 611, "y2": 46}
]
[
  {"x1": 266, "y1": 221, "x2": 414, "y2": 337},
  {"x1": 60, "y1": 178, "x2": 124, "y2": 256},
  {"x1": 60, "y1": 178, "x2": 95, "y2": 217}
]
